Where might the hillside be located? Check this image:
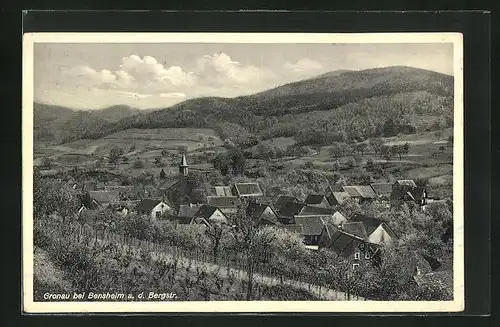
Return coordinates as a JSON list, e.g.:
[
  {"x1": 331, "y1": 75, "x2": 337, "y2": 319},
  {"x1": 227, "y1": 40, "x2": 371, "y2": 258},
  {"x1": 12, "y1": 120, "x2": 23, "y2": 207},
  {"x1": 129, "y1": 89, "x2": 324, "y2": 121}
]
[
  {"x1": 90, "y1": 105, "x2": 143, "y2": 122},
  {"x1": 36, "y1": 66, "x2": 454, "y2": 145},
  {"x1": 34, "y1": 103, "x2": 151, "y2": 144}
]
